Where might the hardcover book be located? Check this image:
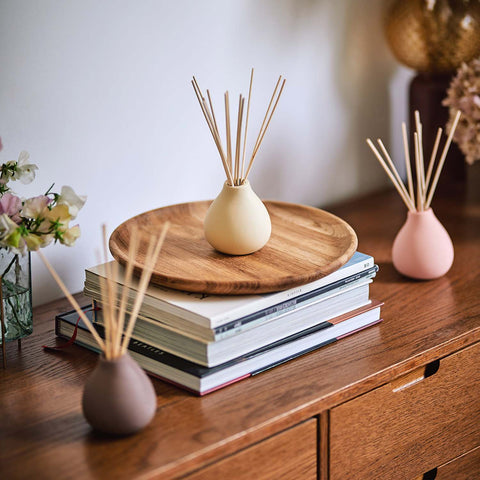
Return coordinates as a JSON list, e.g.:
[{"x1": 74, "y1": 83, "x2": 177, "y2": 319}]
[
  {"x1": 95, "y1": 278, "x2": 373, "y2": 366},
  {"x1": 84, "y1": 251, "x2": 376, "y2": 329},
  {"x1": 55, "y1": 300, "x2": 383, "y2": 395}
]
